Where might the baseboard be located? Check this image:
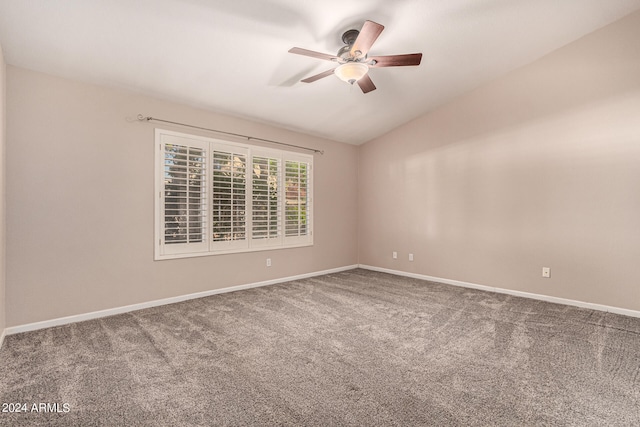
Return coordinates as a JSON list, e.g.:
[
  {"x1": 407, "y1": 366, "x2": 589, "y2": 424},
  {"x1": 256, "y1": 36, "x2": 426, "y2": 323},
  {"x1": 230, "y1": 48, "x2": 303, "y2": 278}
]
[
  {"x1": 6, "y1": 264, "x2": 359, "y2": 335},
  {"x1": 0, "y1": 328, "x2": 6, "y2": 350},
  {"x1": 359, "y1": 264, "x2": 640, "y2": 319}
]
